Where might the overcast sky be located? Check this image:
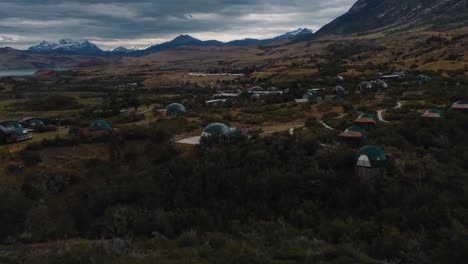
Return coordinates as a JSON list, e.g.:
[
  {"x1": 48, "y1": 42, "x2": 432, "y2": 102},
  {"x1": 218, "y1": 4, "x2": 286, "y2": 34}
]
[{"x1": 0, "y1": 0, "x2": 356, "y2": 50}]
